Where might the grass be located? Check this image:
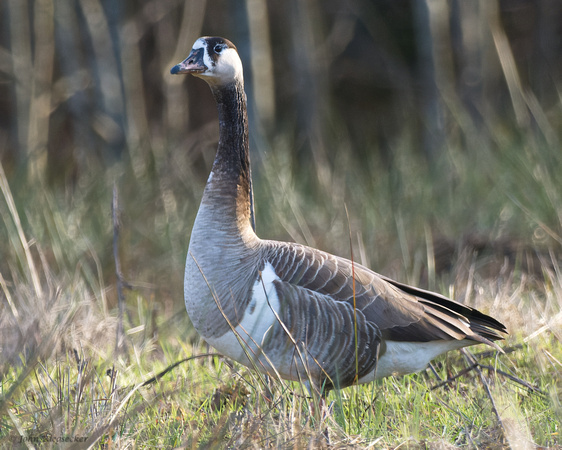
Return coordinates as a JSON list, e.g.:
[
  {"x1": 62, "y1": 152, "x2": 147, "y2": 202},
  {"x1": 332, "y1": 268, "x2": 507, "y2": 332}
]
[{"x1": 0, "y1": 126, "x2": 561, "y2": 448}]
